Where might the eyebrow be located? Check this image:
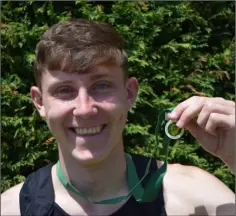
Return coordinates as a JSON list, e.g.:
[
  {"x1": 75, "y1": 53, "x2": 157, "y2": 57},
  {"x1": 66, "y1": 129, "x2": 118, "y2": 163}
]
[
  {"x1": 51, "y1": 80, "x2": 73, "y2": 85},
  {"x1": 47, "y1": 80, "x2": 73, "y2": 92},
  {"x1": 49, "y1": 73, "x2": 113, "y2": 86},
  {"x1": 90, "y1": 73, "x2": 111, "y2": 81}
]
